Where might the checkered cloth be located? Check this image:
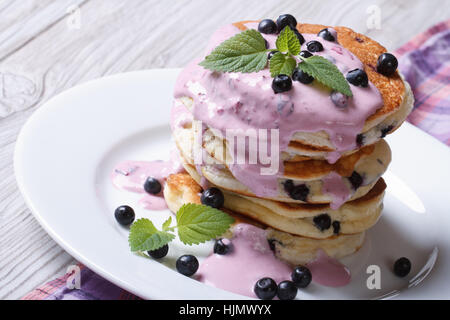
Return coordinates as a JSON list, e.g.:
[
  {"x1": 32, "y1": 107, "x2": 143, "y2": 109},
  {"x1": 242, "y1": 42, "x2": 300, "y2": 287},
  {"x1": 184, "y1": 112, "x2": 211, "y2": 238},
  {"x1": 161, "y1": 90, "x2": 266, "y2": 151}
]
[
  {"x1": 22, "y1": 20, "x2": 450, "y2": 300},
  {"x1": 397, "y1": 19, "x2": 450, "y2": 145}
]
